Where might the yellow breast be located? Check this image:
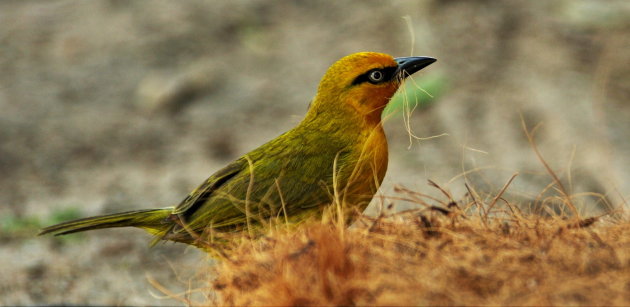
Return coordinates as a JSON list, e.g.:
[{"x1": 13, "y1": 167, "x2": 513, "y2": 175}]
[{"x1": 340, "y1": 124, "x2": 389, "y2": 212}]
